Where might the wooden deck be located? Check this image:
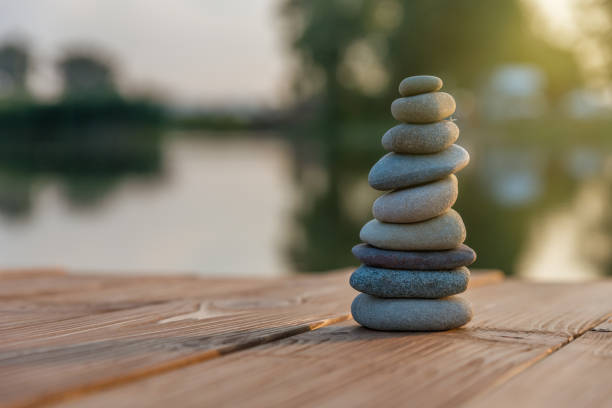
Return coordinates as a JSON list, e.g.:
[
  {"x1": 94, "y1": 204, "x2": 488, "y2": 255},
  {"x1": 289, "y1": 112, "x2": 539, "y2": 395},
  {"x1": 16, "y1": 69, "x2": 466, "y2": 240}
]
[{"x1": 1, "y1": 268, "x2": 611, "y2": 408}]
